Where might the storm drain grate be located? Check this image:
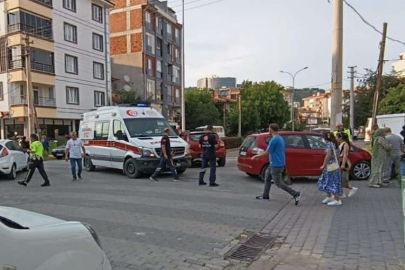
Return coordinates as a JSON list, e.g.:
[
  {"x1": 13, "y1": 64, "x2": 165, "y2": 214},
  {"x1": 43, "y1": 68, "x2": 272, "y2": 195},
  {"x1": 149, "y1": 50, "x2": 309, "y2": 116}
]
[{"x1": 225, "y1": 234, "x2": 276, "y2": 261}]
